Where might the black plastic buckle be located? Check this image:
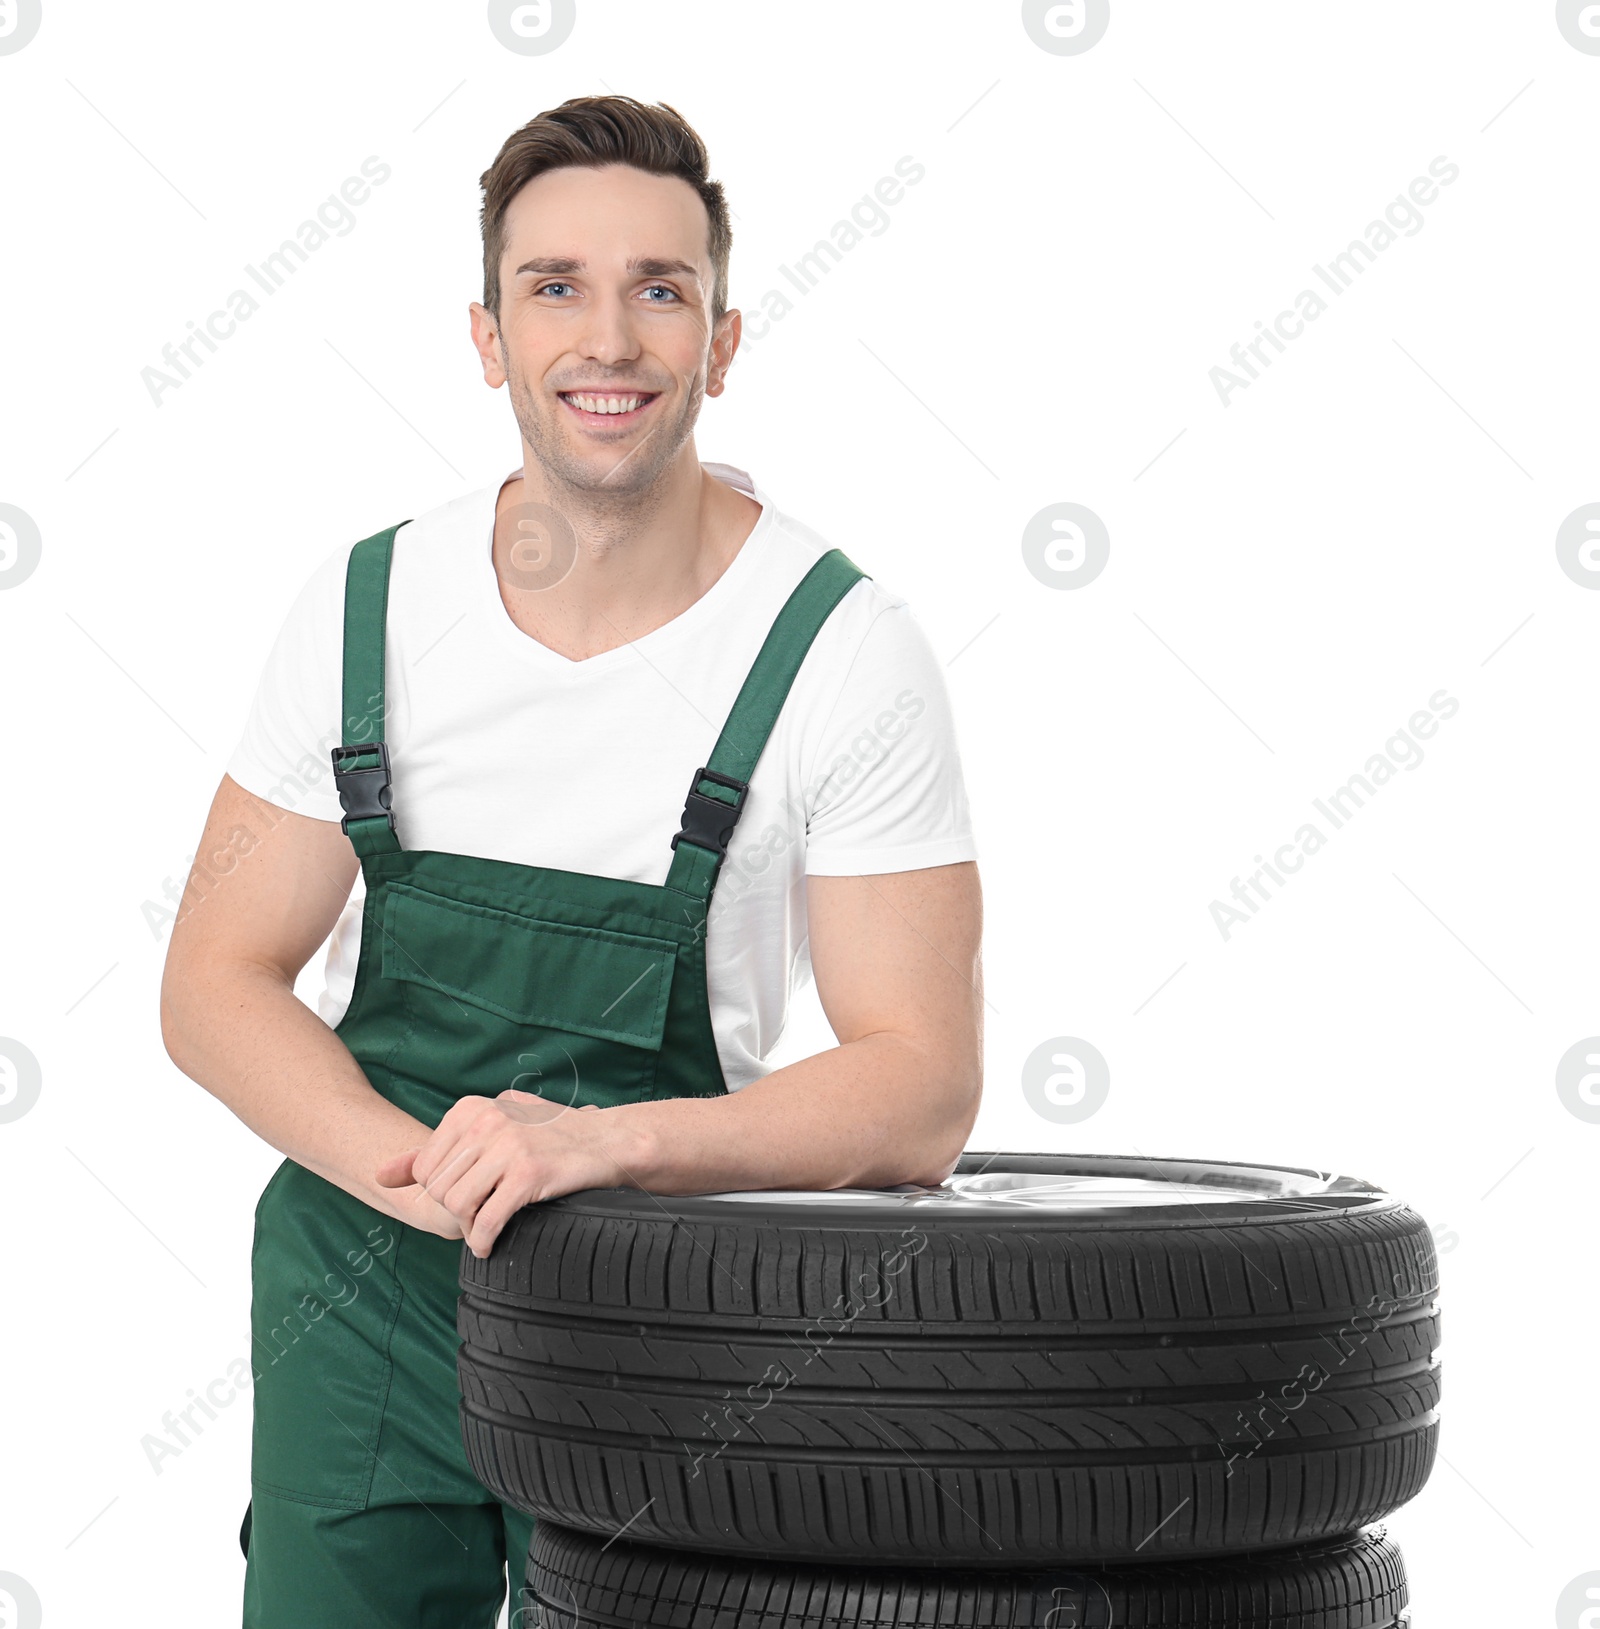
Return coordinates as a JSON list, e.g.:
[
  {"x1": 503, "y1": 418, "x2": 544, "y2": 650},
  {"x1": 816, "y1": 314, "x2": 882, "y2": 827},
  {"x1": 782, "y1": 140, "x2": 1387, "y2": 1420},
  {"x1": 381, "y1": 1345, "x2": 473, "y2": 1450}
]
[
  {"x1": 331, "y1": 742, "x2": 395, "y2": 834},
  {"x1": 670, "y1": 765, "x2": 749, "y2": 858}
]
